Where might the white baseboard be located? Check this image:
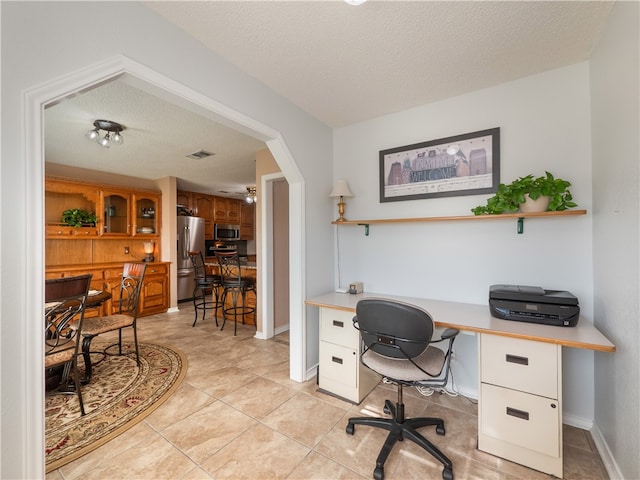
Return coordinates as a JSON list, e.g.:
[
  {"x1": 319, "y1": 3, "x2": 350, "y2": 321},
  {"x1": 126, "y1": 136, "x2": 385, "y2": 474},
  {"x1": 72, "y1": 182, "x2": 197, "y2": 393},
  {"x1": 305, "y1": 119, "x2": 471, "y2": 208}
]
[
  {"x1": 306, "y1": 364, "x2": 318, "y2": 382},
  {"x1": 590, "y1": 422, "x2": 623, "y2": 479},
  {"x1": 562, "y1": 413, "x2": 593, "y2": 430},
  {"x1": 167, "y1": 306, "x2": 180, "y2": 314},
  {"x1": 274, "y1": 324, "x2": 289, "y2": 336}
]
